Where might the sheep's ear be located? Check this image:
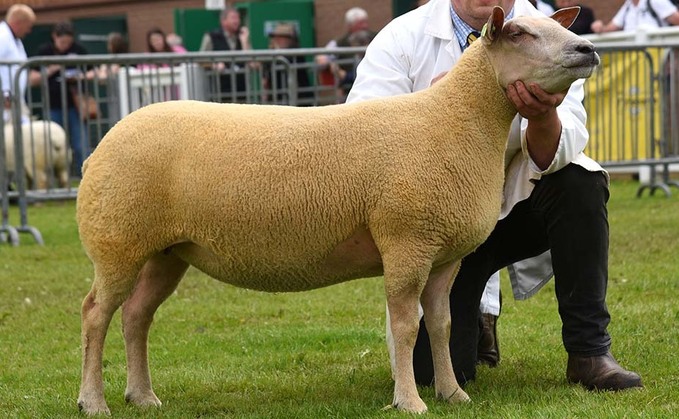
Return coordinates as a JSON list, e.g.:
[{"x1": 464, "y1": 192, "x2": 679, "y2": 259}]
[
  {"x1": 551, "y1": 6, "x2": 580, "y2": 29},
  {"x1": 482, "y1": 6, "x2": 504, "y2": 45}
]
